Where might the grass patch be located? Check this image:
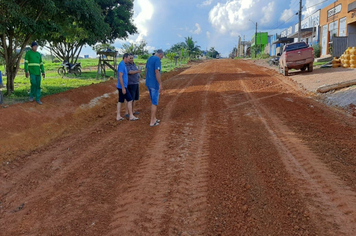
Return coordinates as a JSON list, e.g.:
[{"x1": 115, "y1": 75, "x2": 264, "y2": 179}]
[
  {"x1": 313, "y1": 61, "x2": 328, "y2": 66},
  {"x1": 3, "y1": 71, "x2": 103, "y2": 100},
  {"x1": 0, "y1": 57, "x2": 189, "y2": 102}
]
